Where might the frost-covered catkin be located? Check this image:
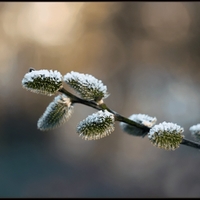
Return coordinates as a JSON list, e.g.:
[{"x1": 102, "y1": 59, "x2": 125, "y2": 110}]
[
  {"x1": 148, "y1": 121, "x2": 184, "y2": 150},
  {"x1": 22, "y1": 69, "x2": 63, "y2": 96},
  {"x1": 189, "y1": 124, "x2": 200, "y2": 141},
  {"x1": 77, "y1": 110, "x2": 115, "y2": 140},
  {"x1": 64, "y1": 71, "x2": 109, "y2": 103},
  {"x1": 37, "y1": 94, "x2": 73, "y2": 131},
  {"x1": 120, "y1": 113, "x2": 157, "y2": 137}
]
